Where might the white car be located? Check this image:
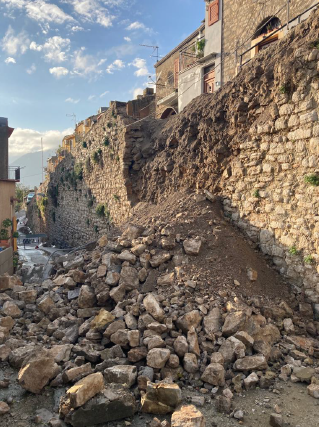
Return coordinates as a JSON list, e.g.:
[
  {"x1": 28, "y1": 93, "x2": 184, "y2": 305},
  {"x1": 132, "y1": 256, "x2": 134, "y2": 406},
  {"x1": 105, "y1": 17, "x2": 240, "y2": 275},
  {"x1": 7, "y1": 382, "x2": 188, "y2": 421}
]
[{"x1": 26, "y1": 193, "x2": 35, "y2": 204}]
